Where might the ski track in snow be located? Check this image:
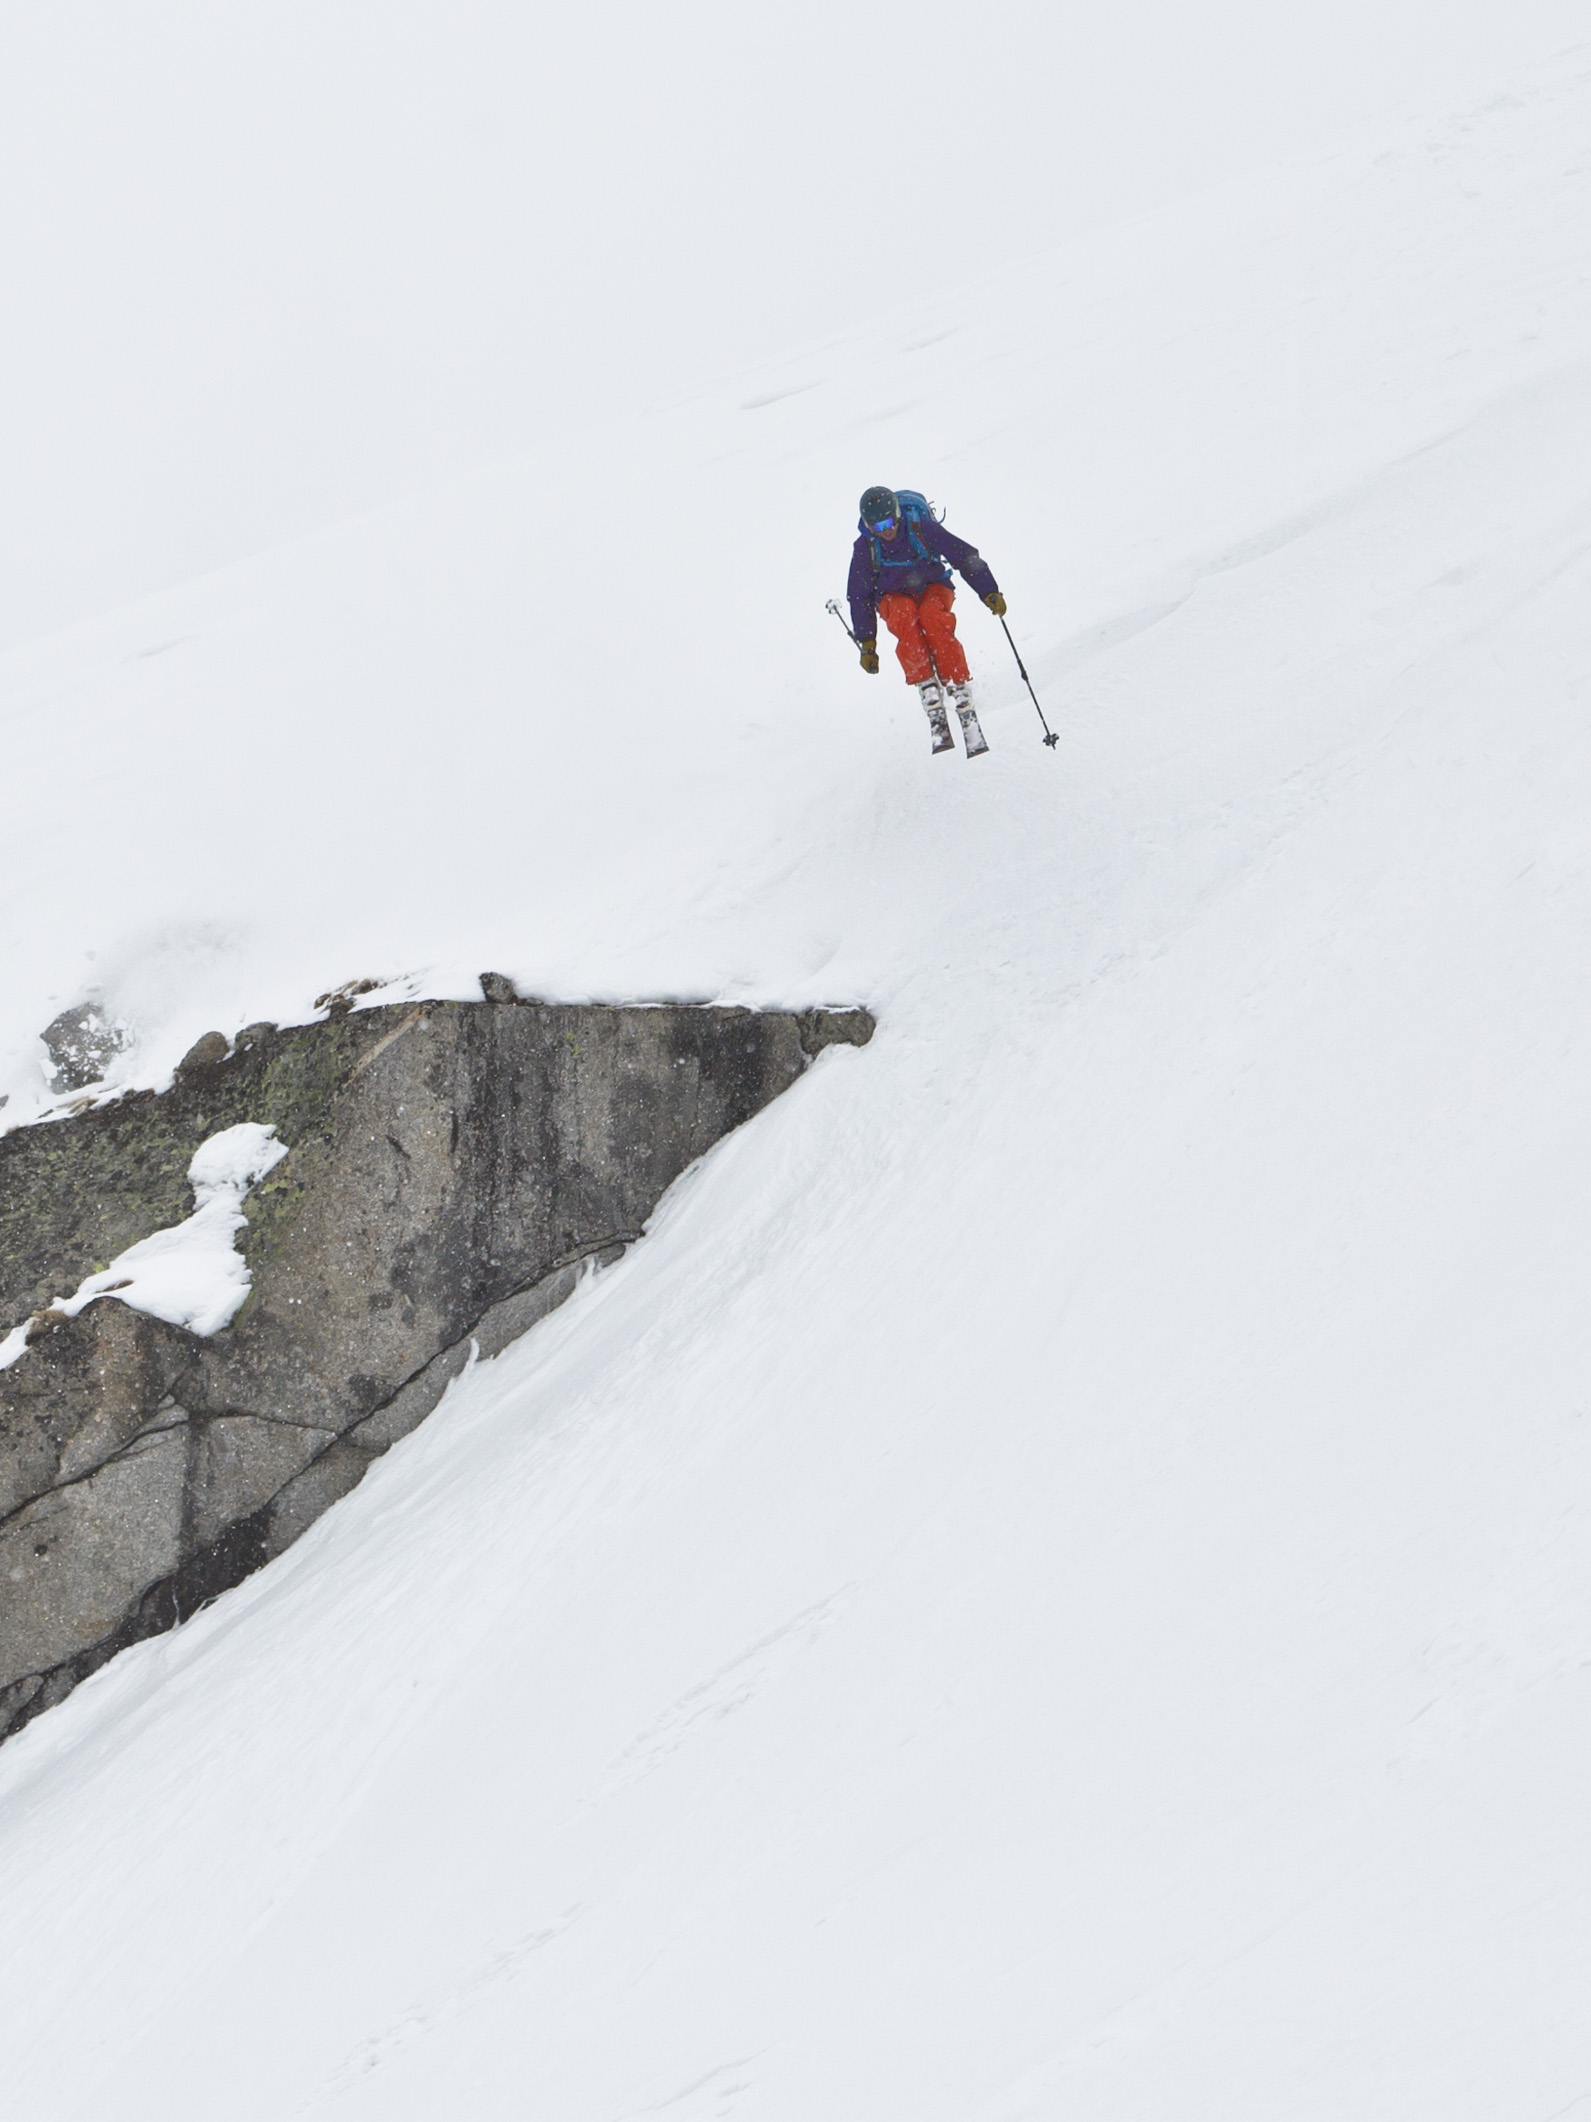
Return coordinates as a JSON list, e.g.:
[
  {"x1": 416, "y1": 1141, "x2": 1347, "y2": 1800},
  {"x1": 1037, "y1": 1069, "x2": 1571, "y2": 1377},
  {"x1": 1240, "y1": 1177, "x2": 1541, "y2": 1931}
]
[{"x1": 1, "y1": 44, "x2": 1591, "y2": 2122}]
